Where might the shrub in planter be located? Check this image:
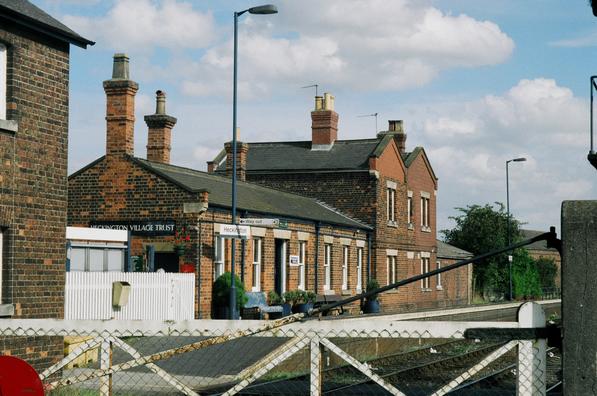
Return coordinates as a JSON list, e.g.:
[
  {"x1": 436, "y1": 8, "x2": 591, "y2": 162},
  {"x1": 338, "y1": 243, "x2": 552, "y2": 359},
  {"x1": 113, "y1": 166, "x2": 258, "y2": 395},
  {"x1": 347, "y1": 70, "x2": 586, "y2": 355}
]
[
  {"x1": 363, "y1": 279, "x2": 380, "y2": 314},
  {"x1": 212, "y1": 272, "x2": 248, "y2": 319},
  {"x1": 268, "y1": 291, "x2": 291, "y2": 317}
]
